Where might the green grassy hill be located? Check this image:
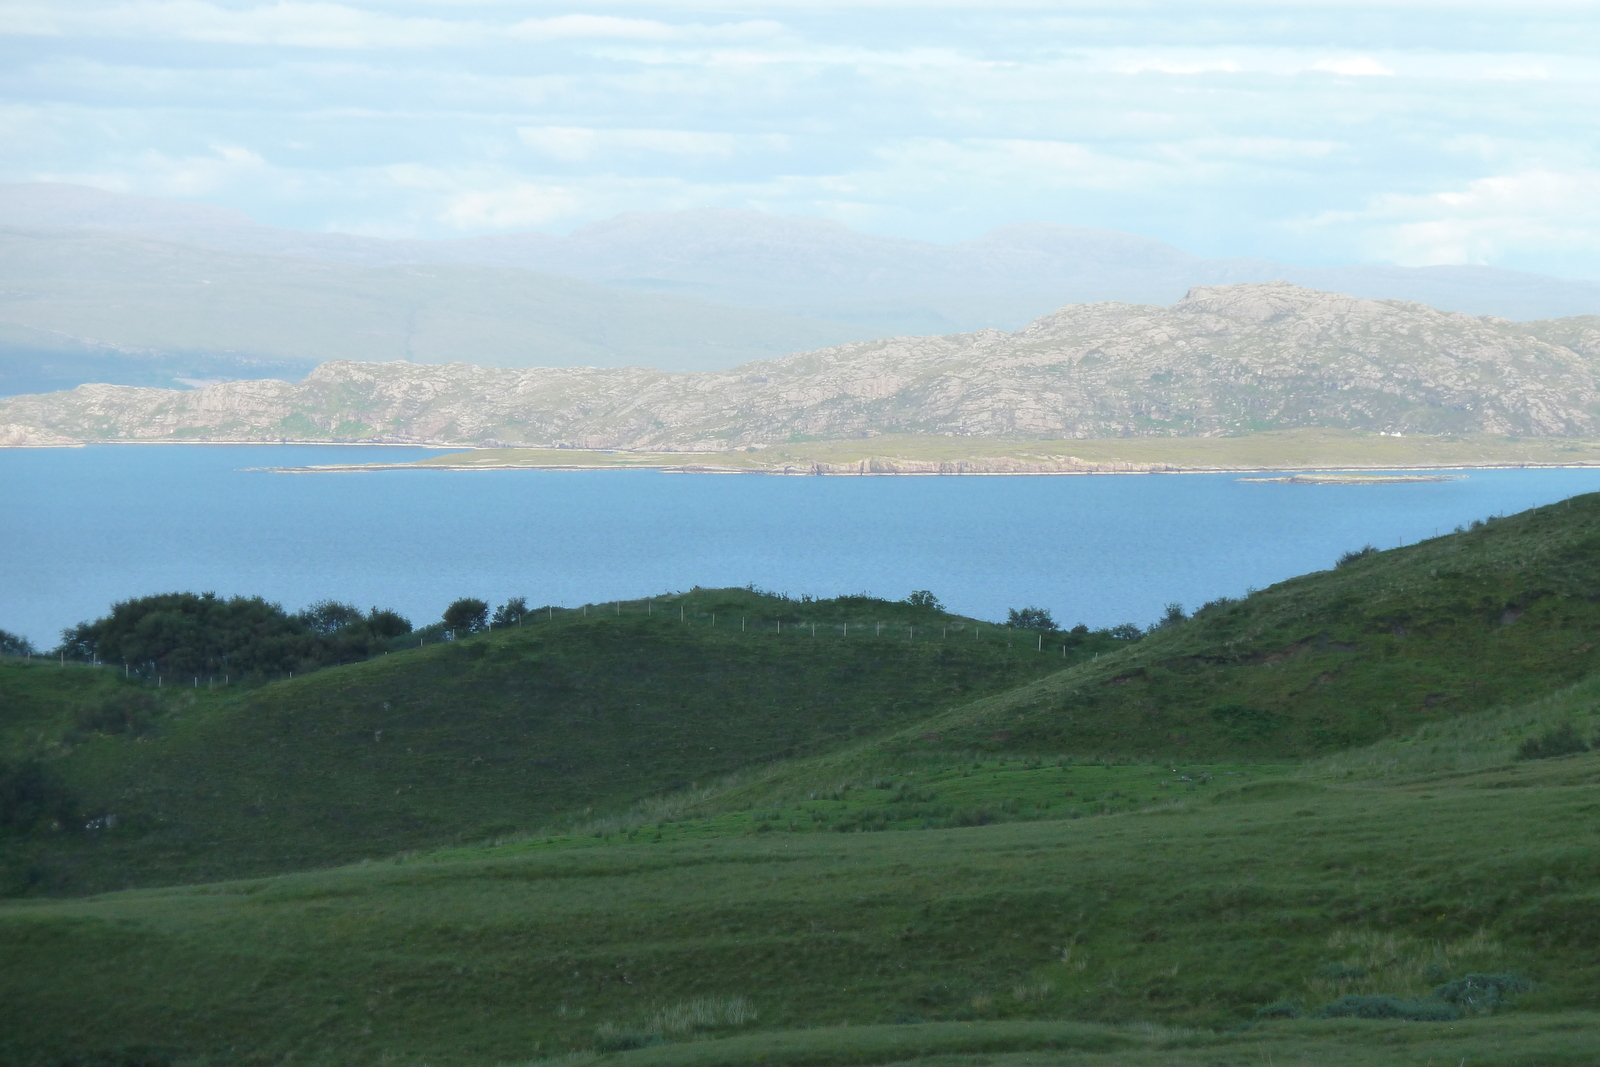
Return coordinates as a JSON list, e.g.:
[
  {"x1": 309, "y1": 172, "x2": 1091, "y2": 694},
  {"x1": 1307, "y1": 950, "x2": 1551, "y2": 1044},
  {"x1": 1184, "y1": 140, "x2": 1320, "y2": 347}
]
[
  {"x1": 8, "y1": 501, "x2": 1600, "y2": 1064},
  {"x1": 0, "y1": 591, "x2": 1090, "y2": 895},
  {"x1": 900, "y1": 492, "x2": 1600, "y2": 759}
]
